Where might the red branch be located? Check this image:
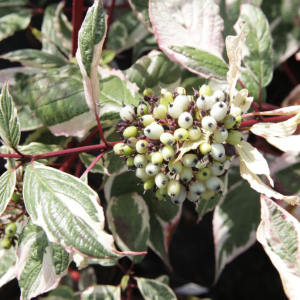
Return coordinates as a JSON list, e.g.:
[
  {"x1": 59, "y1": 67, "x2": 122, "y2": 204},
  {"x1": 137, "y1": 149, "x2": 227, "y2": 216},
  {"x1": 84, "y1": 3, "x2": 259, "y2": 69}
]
[
  {"x1": 282, "y1": 61, "x2": 299, "y2": 87},
  {"x1": 103, "y1": 0, "x2": 116, "y2": 50},
  {"x1": 72, "y1": 0, "x2": 84, "y2": 57}
]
